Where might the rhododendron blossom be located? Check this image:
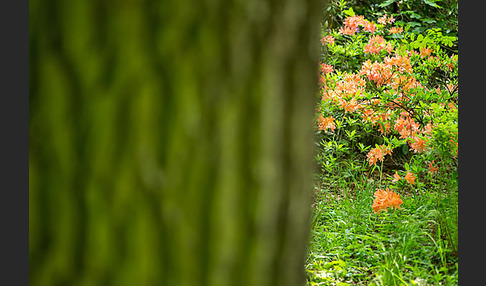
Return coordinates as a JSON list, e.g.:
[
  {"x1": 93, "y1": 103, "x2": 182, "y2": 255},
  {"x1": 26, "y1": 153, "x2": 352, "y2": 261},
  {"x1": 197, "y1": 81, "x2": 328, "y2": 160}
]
[
  {"x1": 362, "y1": 20, "x2": 376, "y2": 33},
  {"x1": 367, "y1": 145, "x2": 392, "y2": 166},
  {"x1": 334, "y1": 79, "x2": 361, "y2": 96},
  {"x1": 339, "y1": 26, "x2": 356, "y2": 35},
  {"x1": 389, "y1": 27, "x2": 403, "y2": 34},
  {"x1": 428, "y1": 161, "x2": 439, "y2": 175},
  {"x1": 409, "y1": 136, "x2": 427, "y2": 153},
  {"x1": 360, "y1": 60, "x2": 393, "y2": 86},
  {"x1": 344, "y1": 15, "x2": 365, "y2": 30},
  {"x1": 363, "y1": 35, "x2": 388, "y2": 54},
  {"x1": 321, "y1": 35, "x2": 335, "y2": 46},
  {"x1": 377, "y1": 14, "x2": 395, "y2": 25},
  {"x1": 394, "y1": 116, "x2": 420, "y2": 139},
  {"x1": 405, "y1": 171, "x2": 416, "y2": 185},
  {"x1": 339, "y1": 98, "x2": 360, "y2": 113},
  {"x1": 321, "y1": 63, "x2": 334, "y2": 74},
  {"x1": 420, "y1": 47, "x2": 433, "y2": 57},
  {"x1": 317, "y1": 115, "x2": 336, "y2": 131},
  {"x1": 392, "y1": 172, "x2": 401, "y2": 183},
  {"x1": 385, "y1": 55, "x2": 412, "y2": 73},
  {"x1": 372, "y1": 188, "x2": 403, "y2": 213},
  {"x1": 339, "y1": 15, "x2": 378, "y2": 35}
]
